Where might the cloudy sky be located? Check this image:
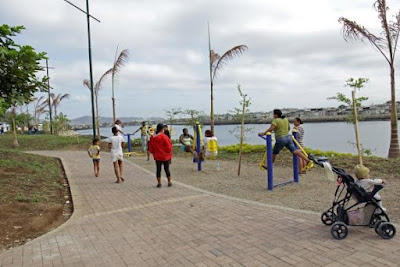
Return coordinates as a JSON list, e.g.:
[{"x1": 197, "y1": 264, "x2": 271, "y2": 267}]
[{"x1": 2, "y1": 0, "x2": 400, "y2": 119}]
